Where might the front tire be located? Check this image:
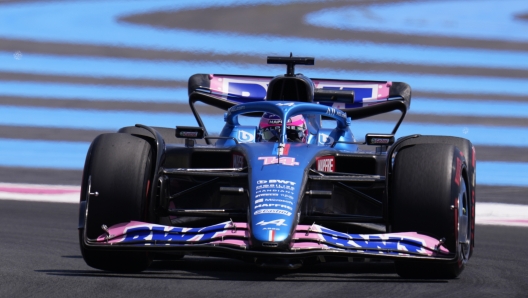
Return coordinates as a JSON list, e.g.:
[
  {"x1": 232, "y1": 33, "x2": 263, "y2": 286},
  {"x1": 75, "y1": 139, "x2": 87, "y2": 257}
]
[
  {"x1": 389, "y1": 135, "x2": 476, "y2": 257},
  {"x1": 390, "y1": 143, "x2": 471, "y2": 279},
  {"x1": 79, "y1": 133, "x2": 153, "y2": 272}
]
